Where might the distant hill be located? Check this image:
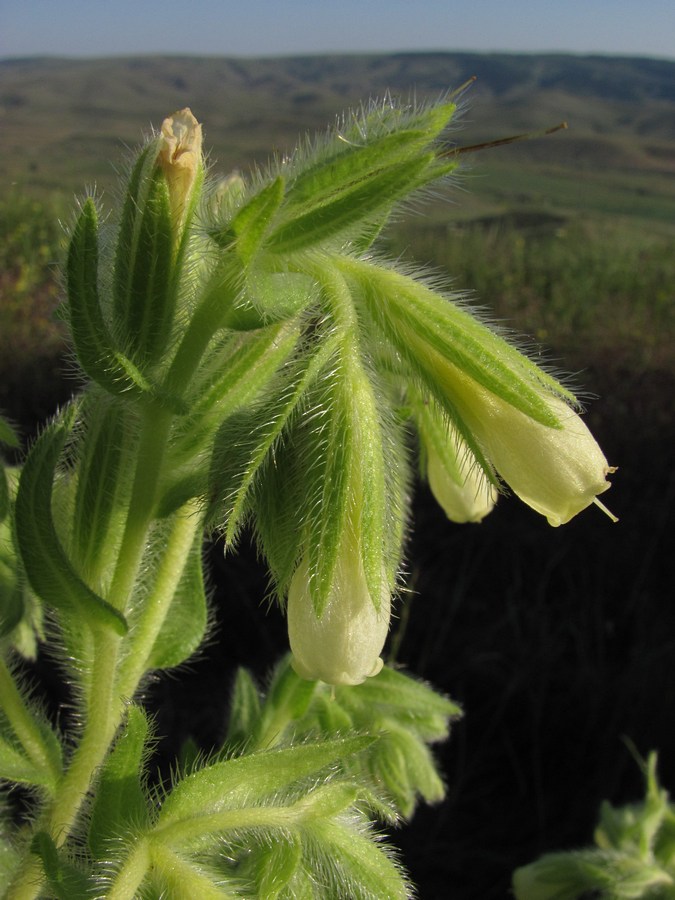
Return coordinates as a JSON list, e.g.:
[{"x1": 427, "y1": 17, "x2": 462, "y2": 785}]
[{"x1": 1, "y1": 52, "x2": 675, "y2": 222}]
